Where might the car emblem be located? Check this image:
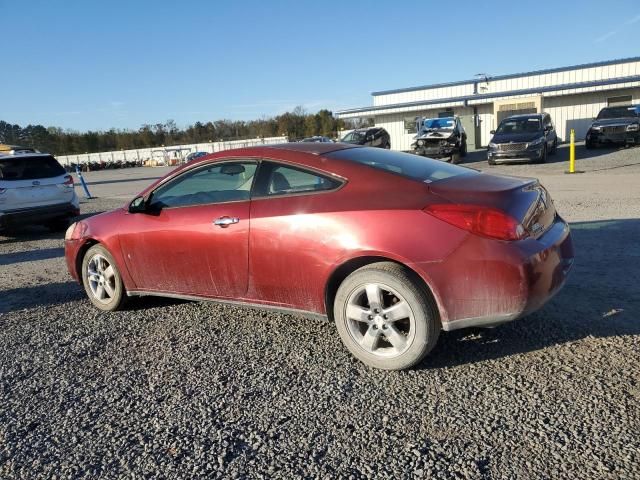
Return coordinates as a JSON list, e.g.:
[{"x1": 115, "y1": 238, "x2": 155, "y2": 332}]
[{"x1": 32, "y1": 180, "x2": 40, "y2": 186}]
